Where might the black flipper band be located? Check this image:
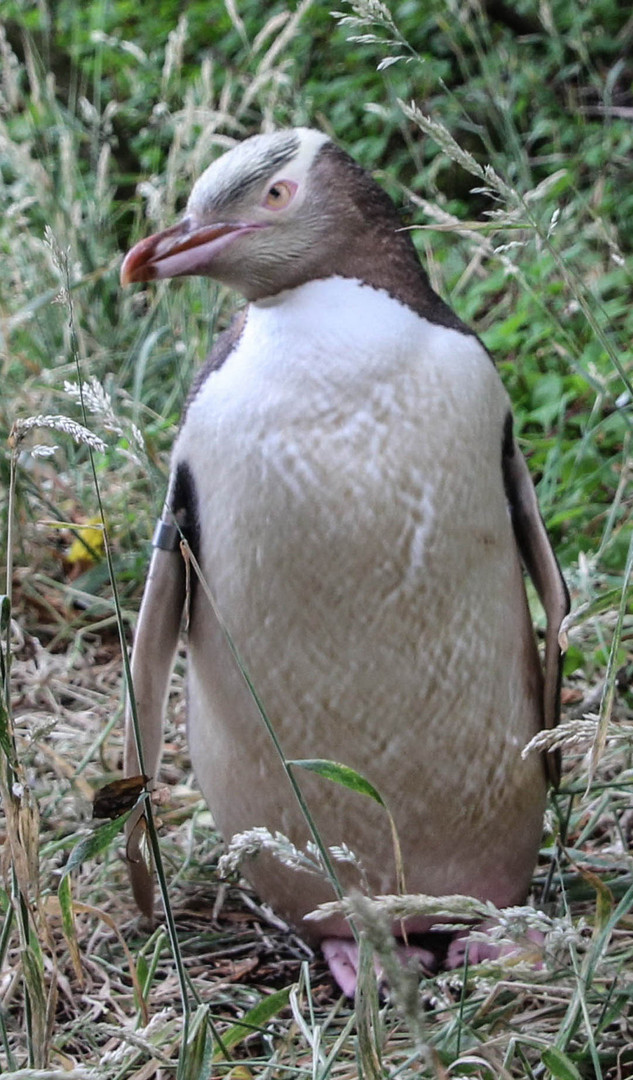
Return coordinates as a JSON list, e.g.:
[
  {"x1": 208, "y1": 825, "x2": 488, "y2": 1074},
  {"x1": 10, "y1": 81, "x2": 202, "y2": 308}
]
[{"x1": 152, "y1": 518, "x2": 181, "y2": 552}]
